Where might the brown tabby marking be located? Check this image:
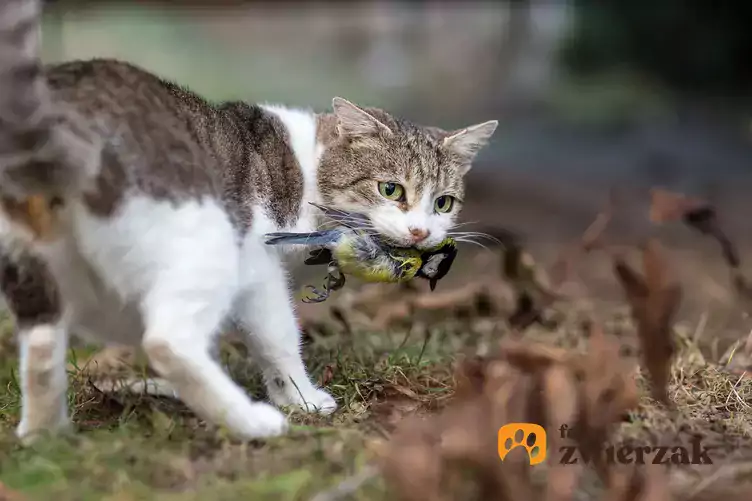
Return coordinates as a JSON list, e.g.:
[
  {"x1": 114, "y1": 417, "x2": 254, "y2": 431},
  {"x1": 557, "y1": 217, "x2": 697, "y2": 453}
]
[
  {"x1": 0, "y1": 247, "x2": 61, "y2": 329},
  {"x1": 316, "y1": 108, "x2": 466, "y2": 210}
]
